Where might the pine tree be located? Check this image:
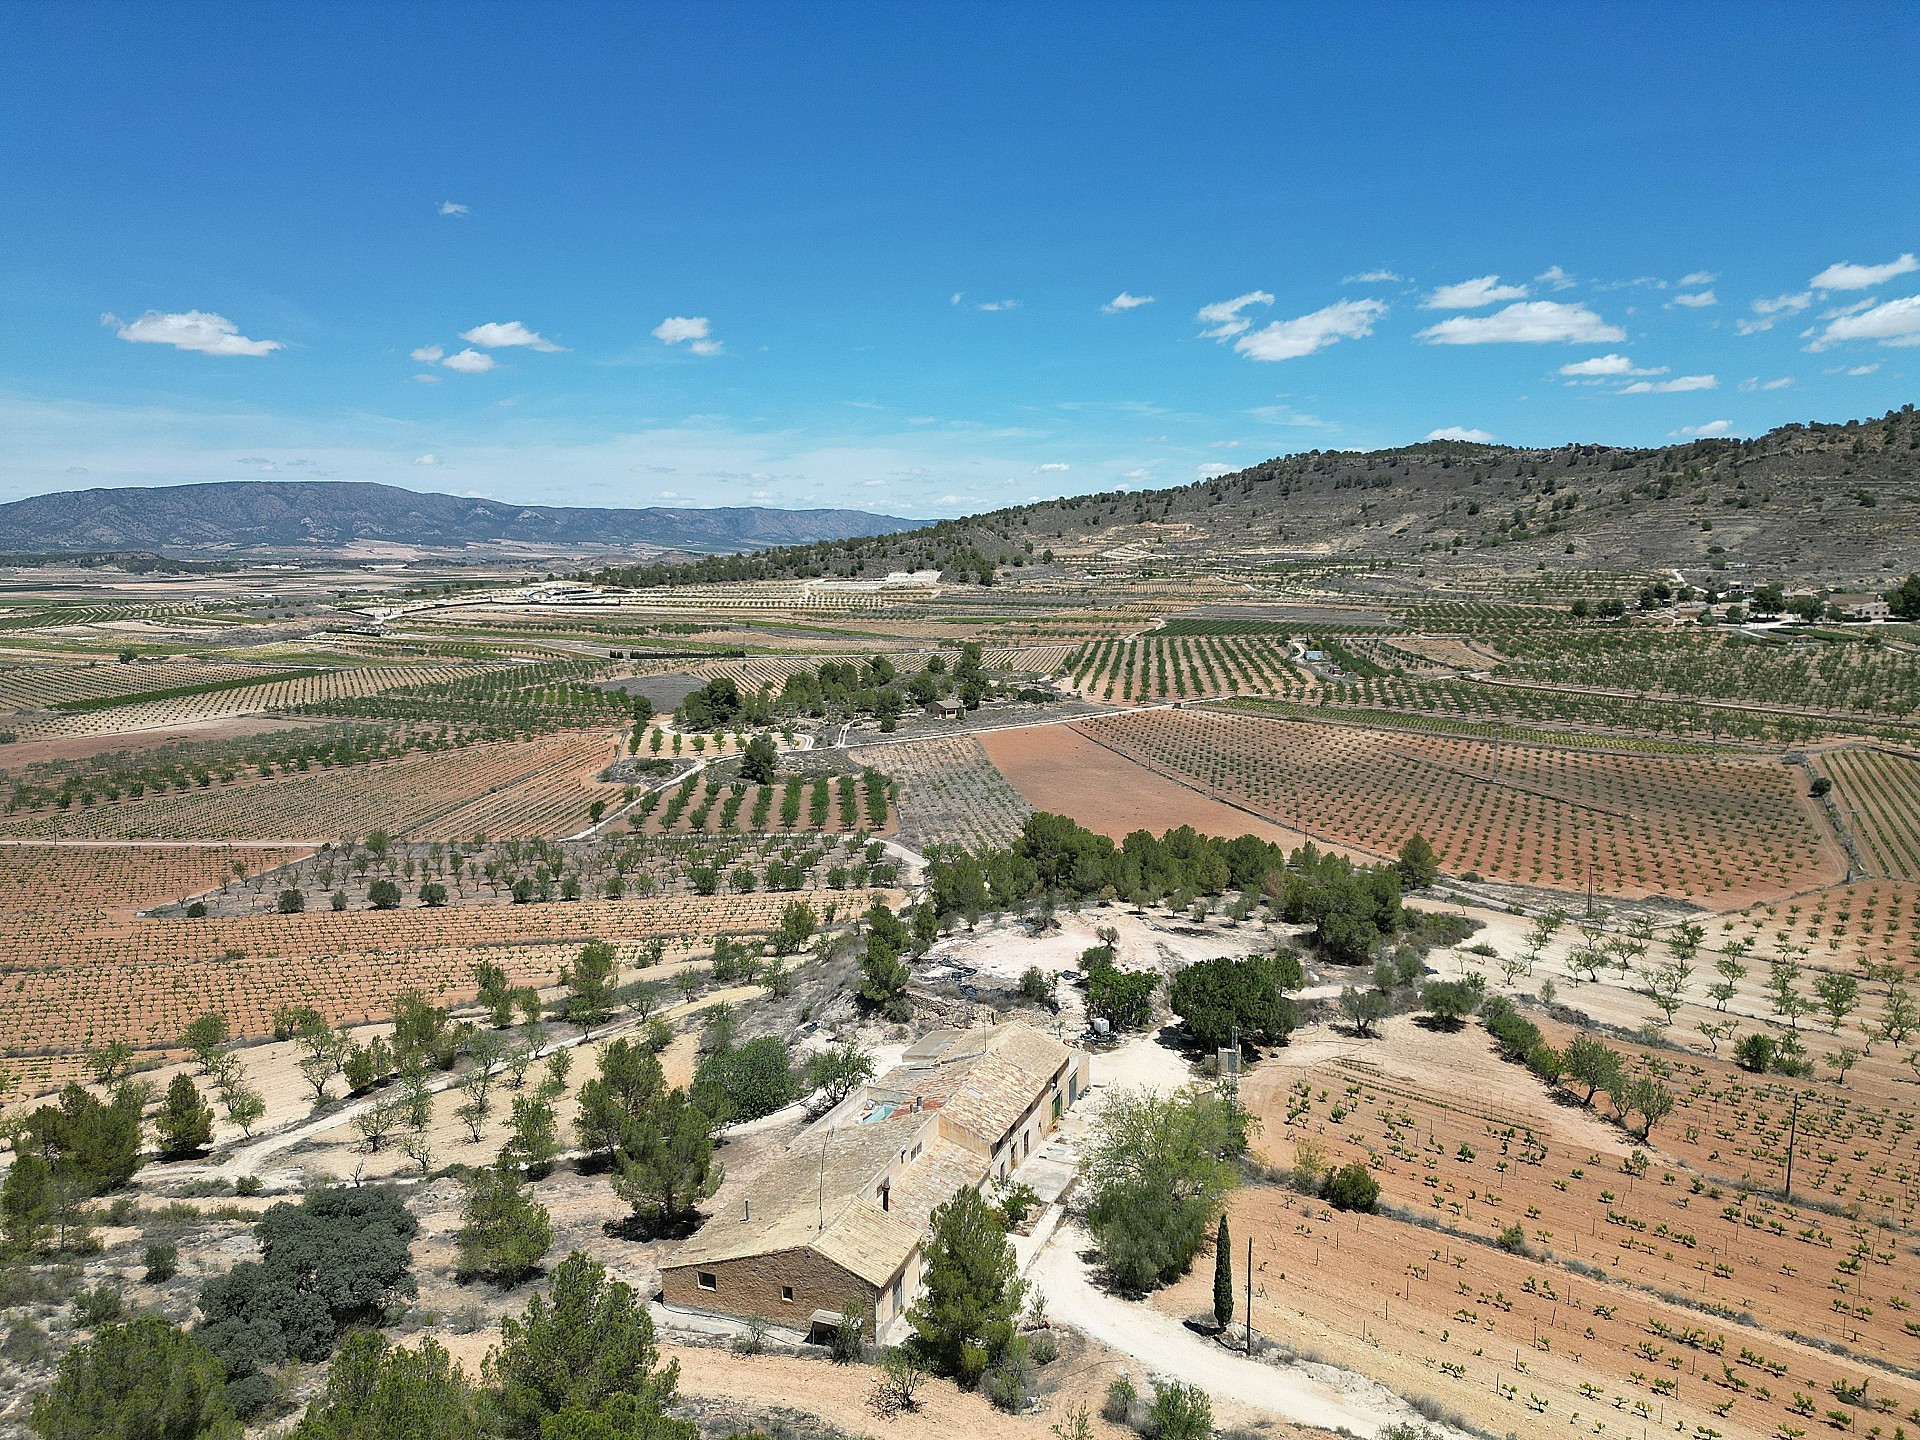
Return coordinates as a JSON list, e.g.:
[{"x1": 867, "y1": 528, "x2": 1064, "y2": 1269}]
[
  {"x1": 156, "y1": 1074, "x2": 215, "y2": 1159},
  {"x1": 907, "y1": 1184, "x2": 1026, "y2": 1379},
  {"x1": 1212, "y1": 1213, "x2": 1233, "y2": 1329},
  {"x1": 454, "y1": 1164, "x2": 553, "y2": 1286},
  {"x1": 2, "y1": 1151, "x2": 56, "y2": 1254}
]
